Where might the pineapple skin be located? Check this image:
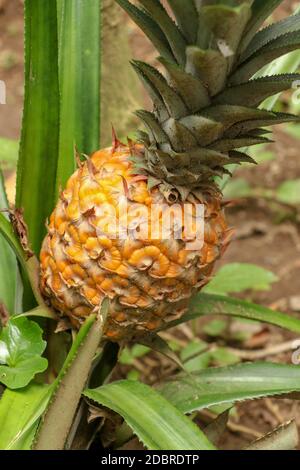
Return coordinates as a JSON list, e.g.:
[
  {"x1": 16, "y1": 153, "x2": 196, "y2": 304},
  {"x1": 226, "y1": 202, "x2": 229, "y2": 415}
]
[{"x1": 40, "y1": 144, "x2": 228, "y2": 341}]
